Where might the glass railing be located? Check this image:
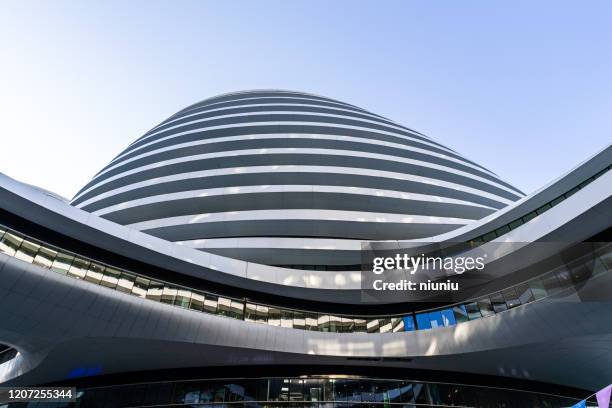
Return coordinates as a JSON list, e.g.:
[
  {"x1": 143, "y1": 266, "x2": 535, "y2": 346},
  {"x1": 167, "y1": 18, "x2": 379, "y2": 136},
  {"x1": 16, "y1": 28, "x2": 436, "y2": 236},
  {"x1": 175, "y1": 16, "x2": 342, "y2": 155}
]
[
  {"x1": 1, "y1": 221, "x2": 609, "y2": 336},
  {"x1": 71, "y1": 376, "x2": 583, "y2": 407},
  {"x1": 468, "y1": 164, "x2": 611, "y2": 246}
]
